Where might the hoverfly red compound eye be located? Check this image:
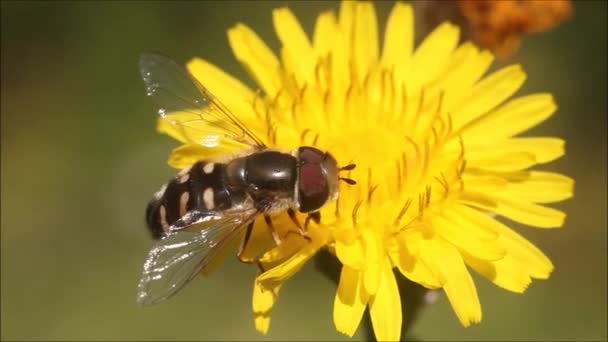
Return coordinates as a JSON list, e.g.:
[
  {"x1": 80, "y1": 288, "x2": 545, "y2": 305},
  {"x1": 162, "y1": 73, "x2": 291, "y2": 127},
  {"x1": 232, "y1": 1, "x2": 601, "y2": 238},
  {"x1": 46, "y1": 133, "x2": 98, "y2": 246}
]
[{"x1": 297, "y1": 147, "x2": 331, "y2": 212}]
